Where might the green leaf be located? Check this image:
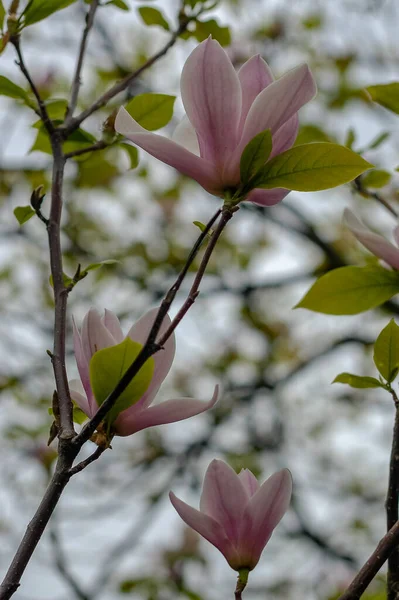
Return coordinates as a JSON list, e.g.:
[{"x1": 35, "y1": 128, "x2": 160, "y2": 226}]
[
  {"x1": 366, "y1": 132, "x2": 390, "y2": 150},
  {"x1": 296, "y1": 265, "x2": 399, "y2": 315},
  {"x1": 0, "y1": 76, "x2": 29, "y2": 102},
  {"x1": 125, "y1": 93, "x2": 175, "y2": 131},
  {"x1": 333, "y1": 373, "x2": 385, "y2": 389},
  {"x1": 373, "y1": 319, "x2": 399, "y2": 383},
  {"x1": 0, "y1": 1, "x2": 6, "y2": 31},
  {"x1": 13, "y1": 205, "x2": 35, "y2": 225},
  {"x1": 81, "y1": 259, "x2": 119, "y2": 275},
  {"x1": 367, "y1": 83, "x2": 399, "y2": 115},
  {"x1": 22, "y1": 0, "x2": 78, "y2": 26},
  {"x1": 194, "y1": 19, "x2": 231, "y2": 46},
  {"x1": 345, "y1": 128, "x2": 356, "y2": 149},
  {"x1": 120, "y1": 143, "x2": 139, "y2": 169},
  {"x1": 49, "y1": 272, "x2": 74, "y2": 289},
  {"x1": 105, "y1": 0, "x2": 129, "y2": 9},
  {"x1": 30, "y1": 123, "x2": 96, "y2": 155},
  {"x1": 138, "y1": 6, "x2": 170, "y2": 30},
  {"x1": 240, "y1": 130, "x2": 272, "y2": 185},
  {"x1": 361, "y1": 169, "x2": 391, "y2": 189},
  {"x1": 294, "y1": 124, "x2": 333, "y2": 145},
  {"x1": 73, "y1": 406, "x2": 88, "y2": 425},
  {"x1": 90, "y1": 338, "x2": 155, "y2": 425},
  {"x1": 254, "y1": 143, "x2": 373, "y2": 192}
]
